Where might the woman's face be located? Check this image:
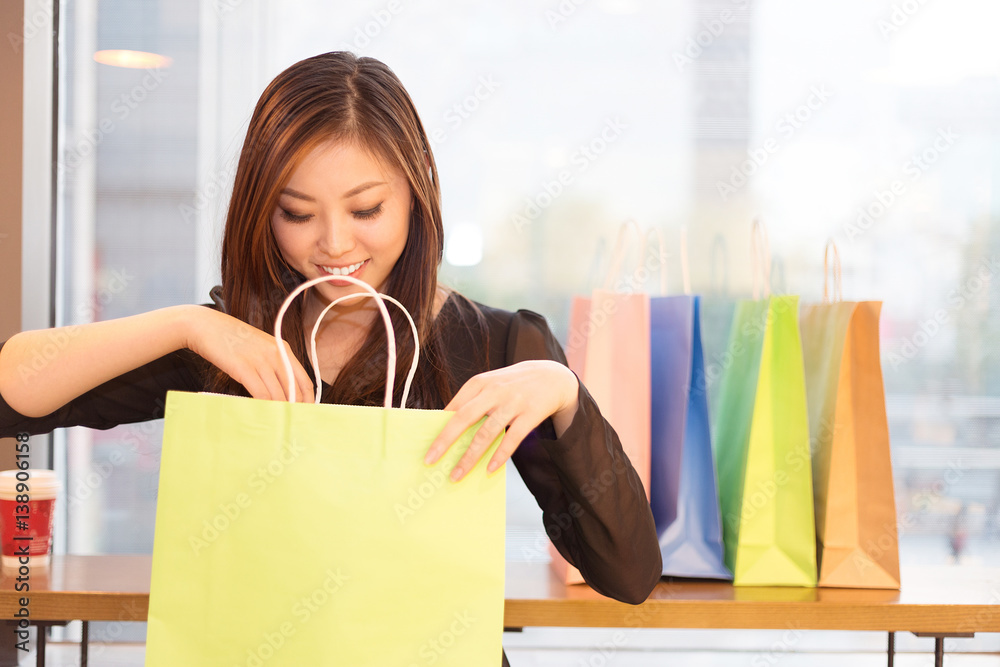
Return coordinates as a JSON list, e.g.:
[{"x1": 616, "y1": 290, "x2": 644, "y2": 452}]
[{"x1": 271, "y1": 138, "x2": 412, "y2": 305}]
